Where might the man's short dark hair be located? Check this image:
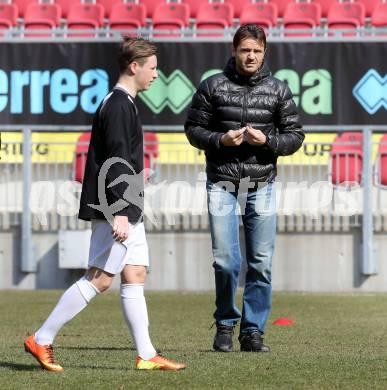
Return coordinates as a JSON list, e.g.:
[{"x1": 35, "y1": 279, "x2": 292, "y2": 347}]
[
  {"x1": 118, "y1": 37, "x2": 158, "y2": 74},
  {"x1": 233, "y1": 24, "x2": 267, "y2": 50}
]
